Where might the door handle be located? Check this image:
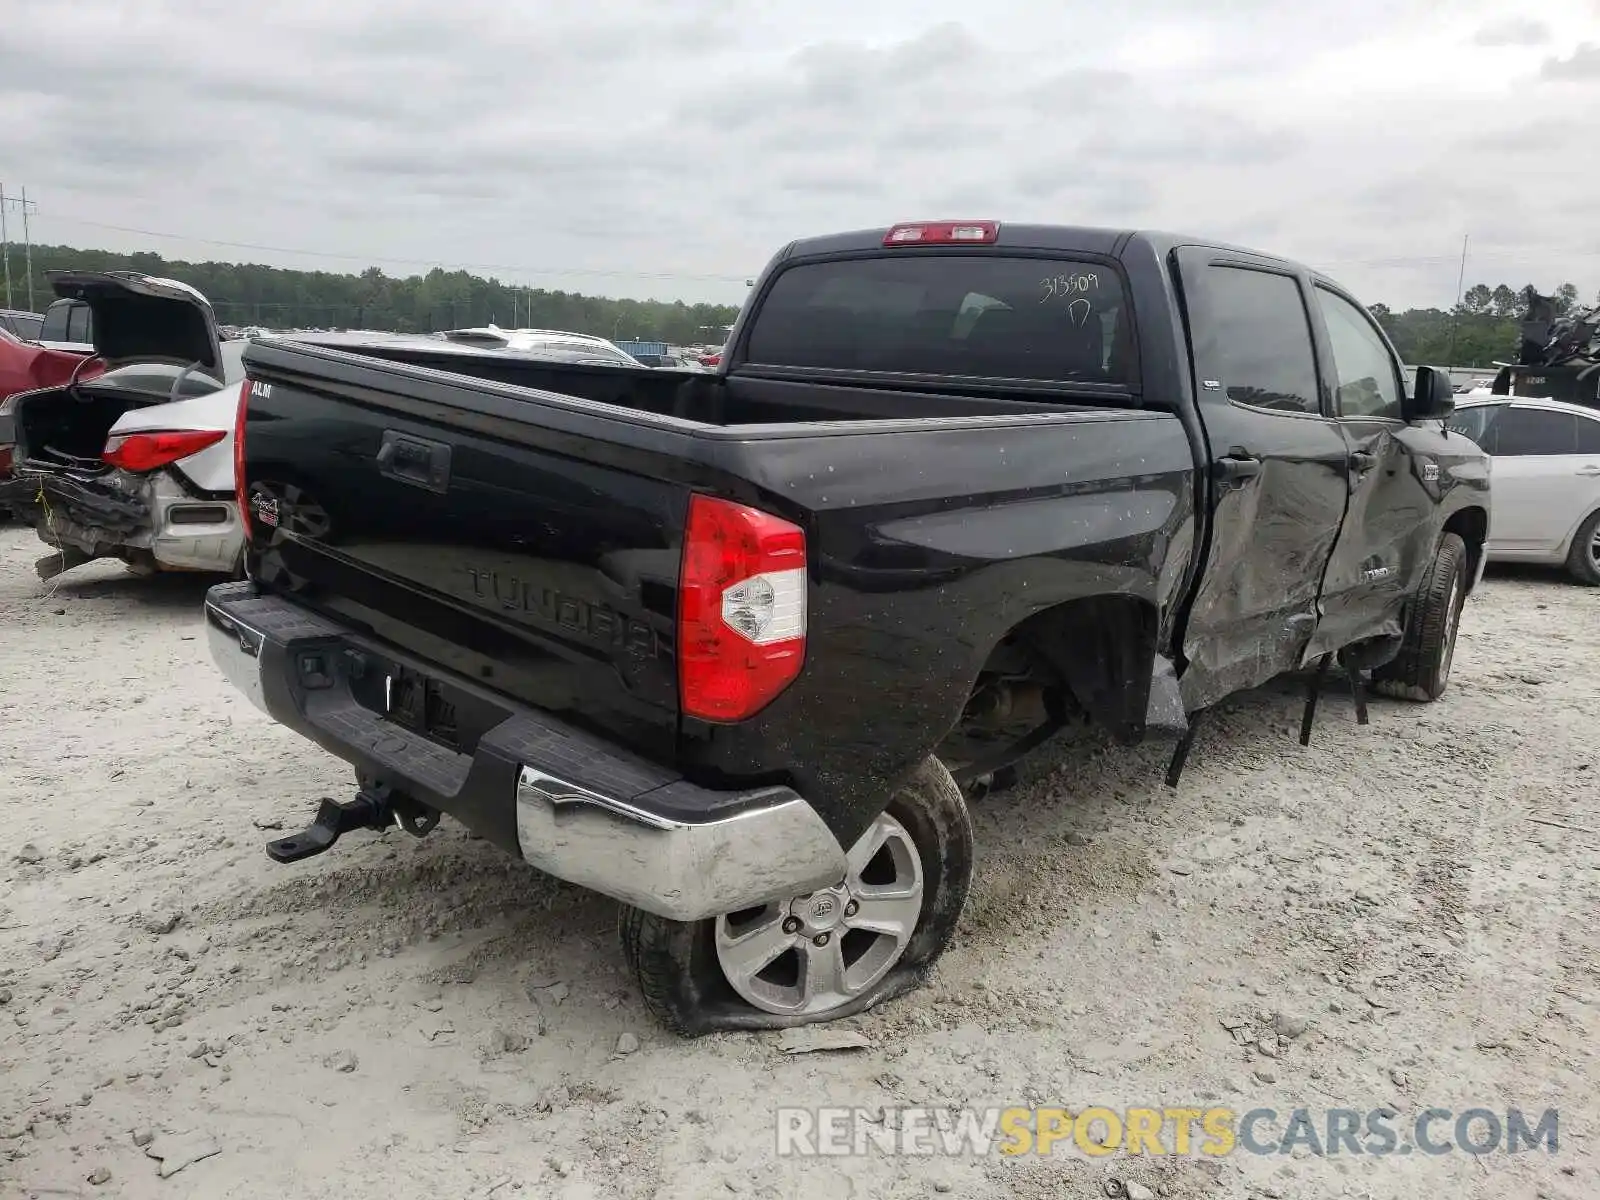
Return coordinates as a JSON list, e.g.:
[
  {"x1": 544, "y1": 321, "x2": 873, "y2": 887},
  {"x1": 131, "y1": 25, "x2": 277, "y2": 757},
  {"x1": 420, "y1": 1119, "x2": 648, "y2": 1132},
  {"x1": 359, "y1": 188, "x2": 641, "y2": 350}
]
[
  {"x1": 1213, "y1": 453, "x2": 1262, "y2": 483},
  {"x1": 1349, "y1": 450, "x2": 1378, "y2": 473},
  {"x1": 1578, "y1": 464, "x2": 1600, "y2": 477}
]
